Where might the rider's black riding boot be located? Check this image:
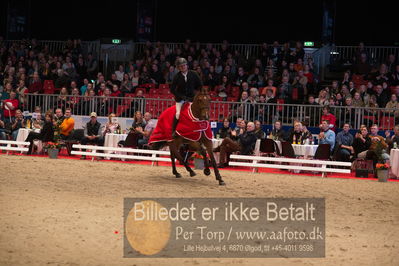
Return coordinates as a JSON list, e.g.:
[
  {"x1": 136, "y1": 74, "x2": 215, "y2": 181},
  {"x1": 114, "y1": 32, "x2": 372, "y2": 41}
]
[{"x1": 172, "y1": 117, "x2": 179, "y2": 138}]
